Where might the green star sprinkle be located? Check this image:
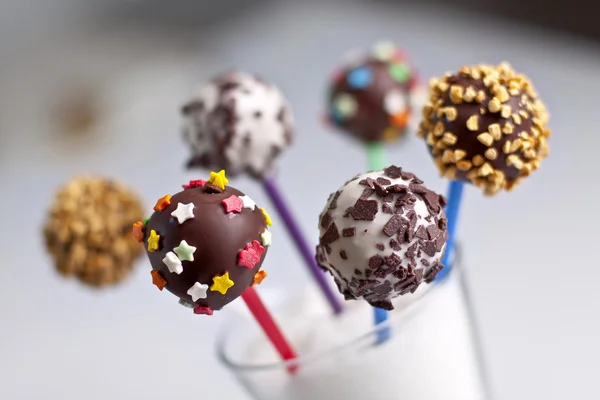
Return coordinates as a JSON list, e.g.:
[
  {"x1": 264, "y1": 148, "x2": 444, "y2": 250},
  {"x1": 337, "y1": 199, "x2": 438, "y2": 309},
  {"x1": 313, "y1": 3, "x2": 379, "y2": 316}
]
[
  {"x1": 174, "y1": 240, "x2": 196, "y2": 262},
  {"x1": 389, "y1": 63, "x2": 410, "y2": 83}
]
